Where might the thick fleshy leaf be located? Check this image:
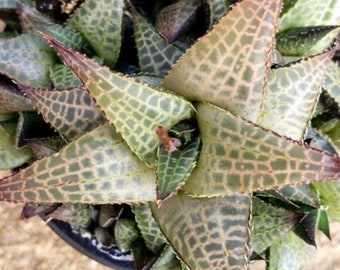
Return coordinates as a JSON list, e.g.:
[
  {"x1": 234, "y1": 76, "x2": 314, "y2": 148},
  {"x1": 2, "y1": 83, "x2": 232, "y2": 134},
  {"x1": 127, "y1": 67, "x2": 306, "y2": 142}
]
[
  {"x1": 133, "y1": 204, "x2": 167, "y2": 254},
  {"x1": 17, "y1": 2, "x2": 93, "y2": 55},
  {"x1": 155, "y1": 0, "x2": 200, "y2": 44},
  {"x1": 183, "y1": 103, "x2": 340, "y2": 197},
  {"x1": 50, "y1": 64, "x2": 82, "y2": 89},
  {"x1": 0, "y1": 123, "x2": 156, "y2": 204},
  {"x1": 151, "y1": 192, "x2": 251, "y2": 270},
  {"x1": 66, "y1": 0, "x2": 124, "y2": 67},
  {"x1": 150, "y1": 245, "x2": 182, "y2": 270},
  {"x1": 0, "y1": 32, "x2": 56, "y2": 87},
  {"x1": 276, "y1": 185, "x2": 321, "y2": 208},
  {"x1": 320, "y1": 119, "x2": 340, "y2": 153},
  {"x1": 205, "y1": 0, "x2": 231, "y2": 26},
  {"x1": 114, "y1": 219, "x2": 140, "y2": 252},
  {"x1": 279, "y1": 0, "x2": 340, "y2": 32},
  {"x1": 317, "y1": 209, "x2": 331, "y2": 239},
  {"x1": 0, "y1": 121, "x2": 33, "y2": 170},
  {"x1": 323, "y1": 60, "x2": 340, "y2": 107},
  {"x1": 131, "y1": 5, "x2": 183, "y2": 75},
  {"x1": 251, "y1": 197, "x2": 305, "y2": 254},
  {"x1": 22, "y1": 86, "x2": 105, "y2": 141},
  {"x1": 295, "y1": 209, "x2": 318, "y2": 247},
  {"x1": 0, "y1": 76, "x2": 34, "y2": 113},
  {"x1": 44, "y1": 35, "x2": 194, "y2": 167},
  {"x1": 312, "y1": 181, "x2": 340, "y2": 222},
  {"x1": 163, "y1": 0, "x2": 282, "y2": 122},
  {"x1": 156, "y1": 135, "x2": 201, "y2": 201},
  {"x1": 258, "y1": 49, "x2": 335, "y2": 140},
  {"x1": 267, "y1": 231, "x2": 315, "y2": 270},
  {"x1": 276, "y1": 26, "x2": 340, "y2": 57}
]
